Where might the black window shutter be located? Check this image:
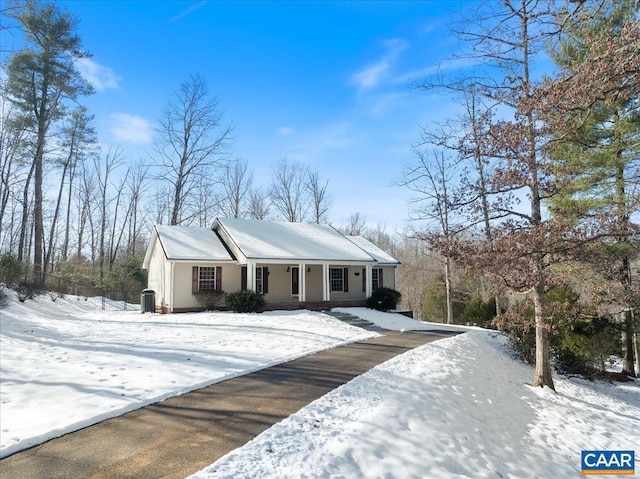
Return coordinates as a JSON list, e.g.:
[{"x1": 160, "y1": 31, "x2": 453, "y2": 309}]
[
  {"x1": 241, "y1": 267, "x2": 247, "y2": 291},
  {"x1": 379, "y1": 268, "x2": 384, "y2": 288},
  {"x1": 362, "y1": 268, "x2": 366, "y2": 292},
  {"x1": 216, "y1": 266, "x2": 222, "y2": 291},
  {"x1": 192, "y1": 266, "x2": 198, "y2": 294},
  {"x1": 263, "y1": 267, "x2": 269, "y2": 294},
  {"x1": 343, "y1": 267, "x2": 349, "y2": 292}
]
